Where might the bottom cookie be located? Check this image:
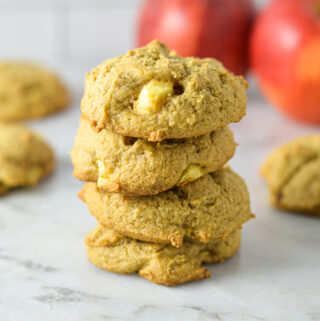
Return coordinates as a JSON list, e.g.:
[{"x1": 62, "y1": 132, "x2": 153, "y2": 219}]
[{"x1": 85, "y1": 225, "x2": 241, "y2": 286}]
